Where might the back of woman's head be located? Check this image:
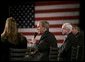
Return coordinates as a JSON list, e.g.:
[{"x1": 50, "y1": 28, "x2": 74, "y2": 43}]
[
  {"x1": 6, "y1": 17, "x2": 17, "y2": 34},
  {"x1": 1, "y1": 17, "x2": 19, "y2": 44}
]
